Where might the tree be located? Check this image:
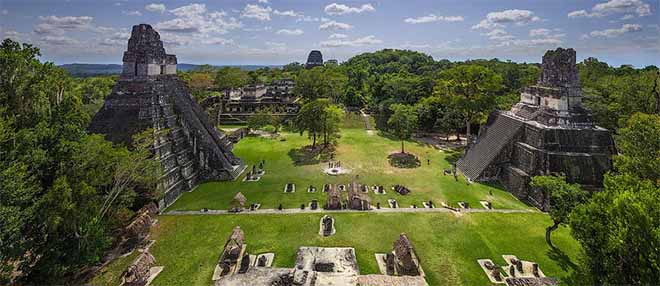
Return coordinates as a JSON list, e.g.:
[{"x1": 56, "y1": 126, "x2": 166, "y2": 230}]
[
  {"x1": 293, "y1": 67, "x2": 328, "y2": 101},
  {"x1": 415, "y1": 96, "x2": 444, "y2": 132},
  {"x1": 530, "y1": 175, "x2": 586, "y2": 248},
  {"x1": 294, "y1": 99, "x2": 328, "y2": 147},
  {"x1": 570, "y1": 174, "x2": 660, "y2": 285},
  {"x1": 0, "y1": 39, "x2": 160, "y2": 283},
  {"x1": 438, "y1": 109, "x2": 464, "y2": 141},
  {"x1": 321, "y1": 104, "x2": 344, "y2": 146},
  {"x1": 436, "y1": 65, "x2": 503, "y2": 142},
  {"x1": 388, "y1": 104, "x2": 418, "y2": 153},
  {"x1": 614, "y1": 113, "x2": 660, "y2": 185},
  {"x1": 214, "y1": 67, "x2": 250, "y2": 91}
]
